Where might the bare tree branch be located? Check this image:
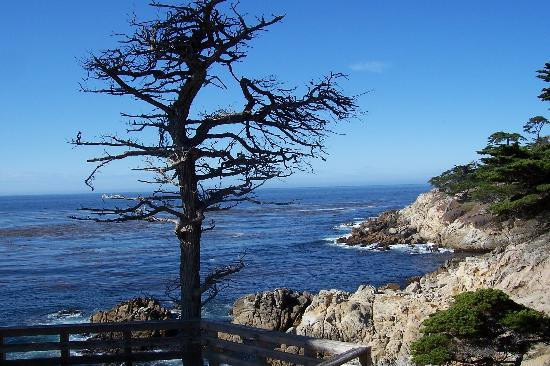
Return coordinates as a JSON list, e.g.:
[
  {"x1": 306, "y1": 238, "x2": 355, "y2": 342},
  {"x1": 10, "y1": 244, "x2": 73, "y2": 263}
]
[{"x1": 74, "y1": 0, "x2": 360, "y2": 321}]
